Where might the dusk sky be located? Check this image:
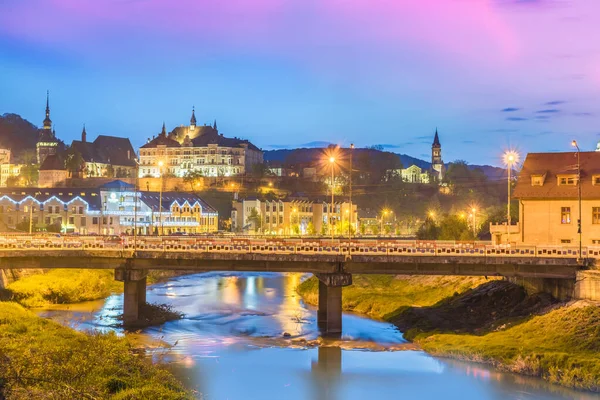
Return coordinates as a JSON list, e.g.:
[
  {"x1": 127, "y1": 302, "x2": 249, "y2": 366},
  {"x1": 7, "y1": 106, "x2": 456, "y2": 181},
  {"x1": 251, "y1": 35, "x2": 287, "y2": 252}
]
[{"x1": 1, "y1": 0, "x2": 599, "y2": 166}]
